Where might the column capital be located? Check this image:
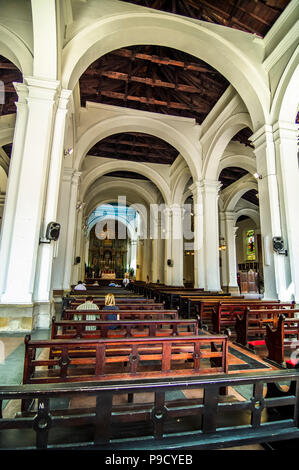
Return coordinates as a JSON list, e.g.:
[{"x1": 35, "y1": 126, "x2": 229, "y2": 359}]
[
  {"x1": 249, "y1": 124, "x2": 274, "y2": 151},
  {"x1": 13, "y1": 82, "x2": 29, "y2": 104},
  {"x1": 21, "y1": 77, "x2": 61, "y2": 105},
  {"x1": 273, "y1": 121, "x2": 298, "y2": 142}
]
